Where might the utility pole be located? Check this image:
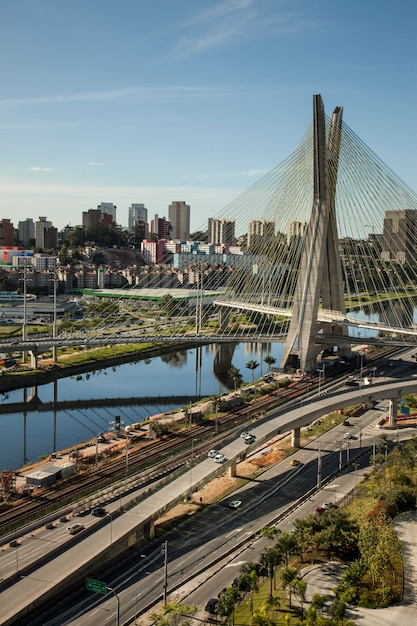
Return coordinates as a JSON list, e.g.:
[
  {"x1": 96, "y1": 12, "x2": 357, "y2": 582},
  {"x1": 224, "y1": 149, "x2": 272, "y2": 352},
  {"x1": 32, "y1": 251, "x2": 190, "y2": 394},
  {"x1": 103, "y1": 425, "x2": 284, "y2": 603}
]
[
  {"x1": 52, "y1": 258, "x2": 58, "y2": 363},
  {"x1": 317, "y1": 444, "x2": 322, "y2": 488},
  {"x1": 162, "y1": 540, "x2": 168, "y2": 605}
]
